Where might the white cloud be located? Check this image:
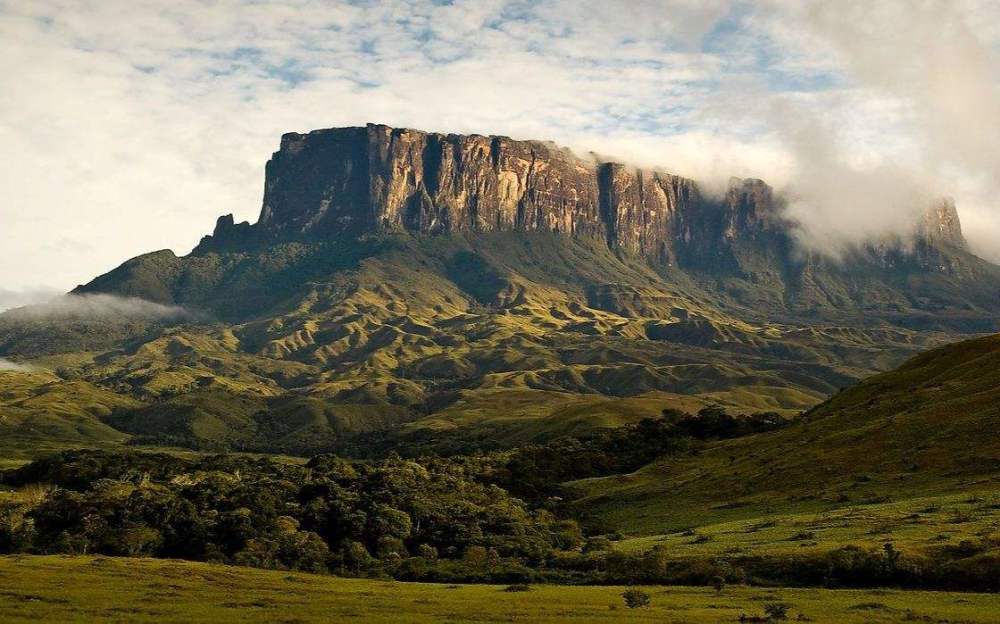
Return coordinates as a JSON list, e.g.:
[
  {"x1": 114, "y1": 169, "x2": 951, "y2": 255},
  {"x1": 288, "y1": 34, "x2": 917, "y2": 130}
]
[
  {"x1": 0, "y1": 357, "x2": 33, "y2": 372},
  {"x1": 0, "y1": 0, "x2": 998, "y2": 292},
  {"x1": 0, "y1": 293, "x2": 191, "y2": 321},
  {"x1": 0, "y1": 287, "x2": 61, "y2": 312}
]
